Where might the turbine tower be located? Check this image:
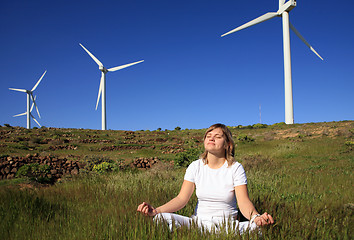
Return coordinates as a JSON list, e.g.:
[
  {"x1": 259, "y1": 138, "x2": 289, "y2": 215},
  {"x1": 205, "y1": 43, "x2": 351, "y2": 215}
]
[
  {"x1": 221, "y1": 0, "x2": 323, "y2": 124},
  {"x1": 79, "y1": 43, "x2": 144, "y2": 130},
  {"x1": 9, "y1": 71, "x2": 46, "y2": 129},
  {"x1": 13, "y1": 96, "x2": 41, "y2": 128}
]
